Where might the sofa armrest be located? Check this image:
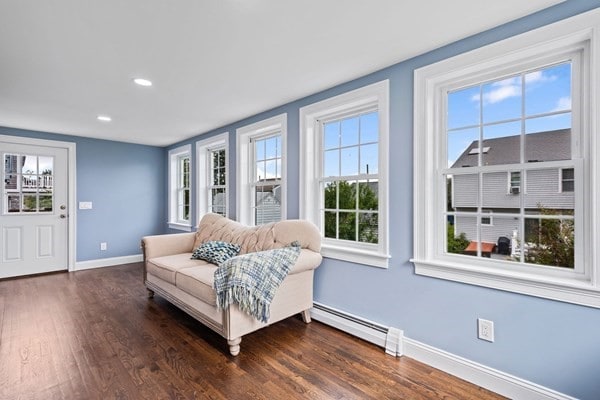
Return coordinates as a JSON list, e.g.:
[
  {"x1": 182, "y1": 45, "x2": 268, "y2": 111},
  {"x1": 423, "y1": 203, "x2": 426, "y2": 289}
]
[
  {"x1": 142, "y1": 232, "x2": 196, "y2": 260},
  {"x1": 288, "y1": 249, "x2": 323, "y2": 275}
]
